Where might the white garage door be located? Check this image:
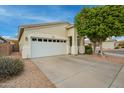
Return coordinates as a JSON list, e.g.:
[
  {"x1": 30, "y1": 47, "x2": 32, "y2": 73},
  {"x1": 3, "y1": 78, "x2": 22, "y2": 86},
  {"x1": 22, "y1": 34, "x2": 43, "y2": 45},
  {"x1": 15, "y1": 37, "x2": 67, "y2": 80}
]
[{"x1": 31, "y1": 37, "x2": 67, "y2": 58}]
